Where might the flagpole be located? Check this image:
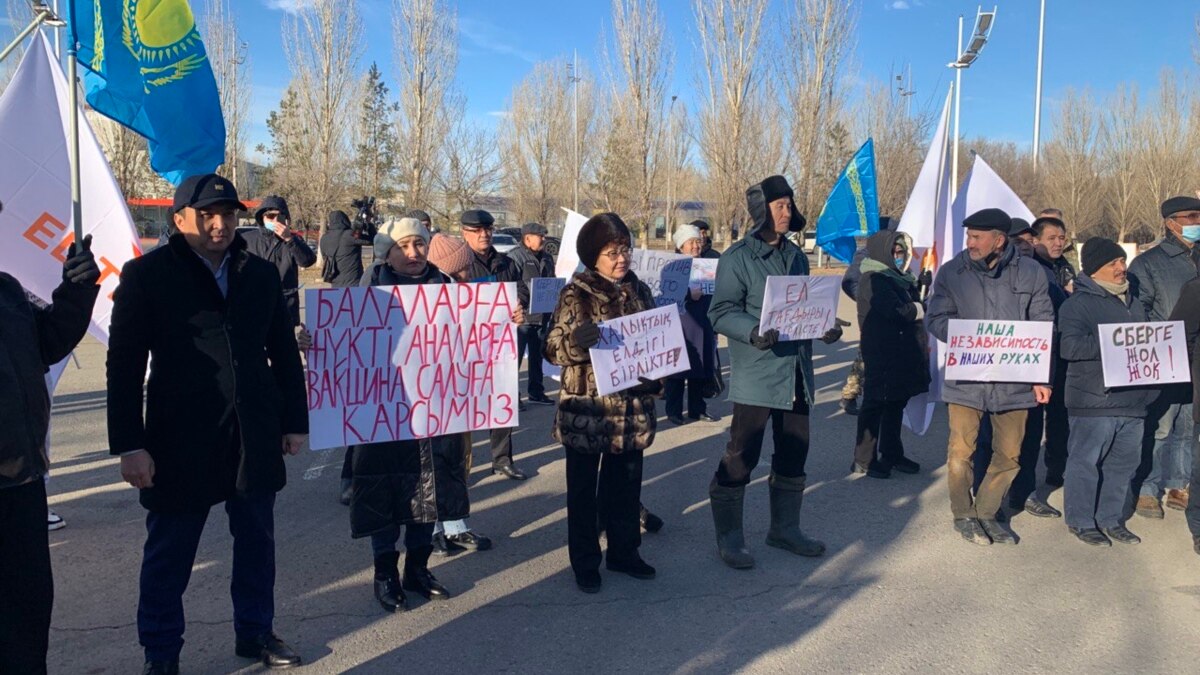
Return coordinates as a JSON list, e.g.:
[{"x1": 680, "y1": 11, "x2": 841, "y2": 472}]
[
  {"x1": 0, "y1": 8, "x2": 53, "y2": 64},
  {"x1": 951, "y1": 14, "x2": 963, "y2": 199},
  {"x1": 66, "y1": 3, "x2": 83, "y2": 243}
]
